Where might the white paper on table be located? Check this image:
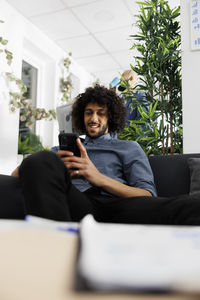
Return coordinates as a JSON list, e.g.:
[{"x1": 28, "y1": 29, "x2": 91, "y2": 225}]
[
  {"x1": 78, "y1": 214, "x2": 200, "y2": 292},
  {"x1": 25, "y1": 215, "x2": 79, "y2": 232}
]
